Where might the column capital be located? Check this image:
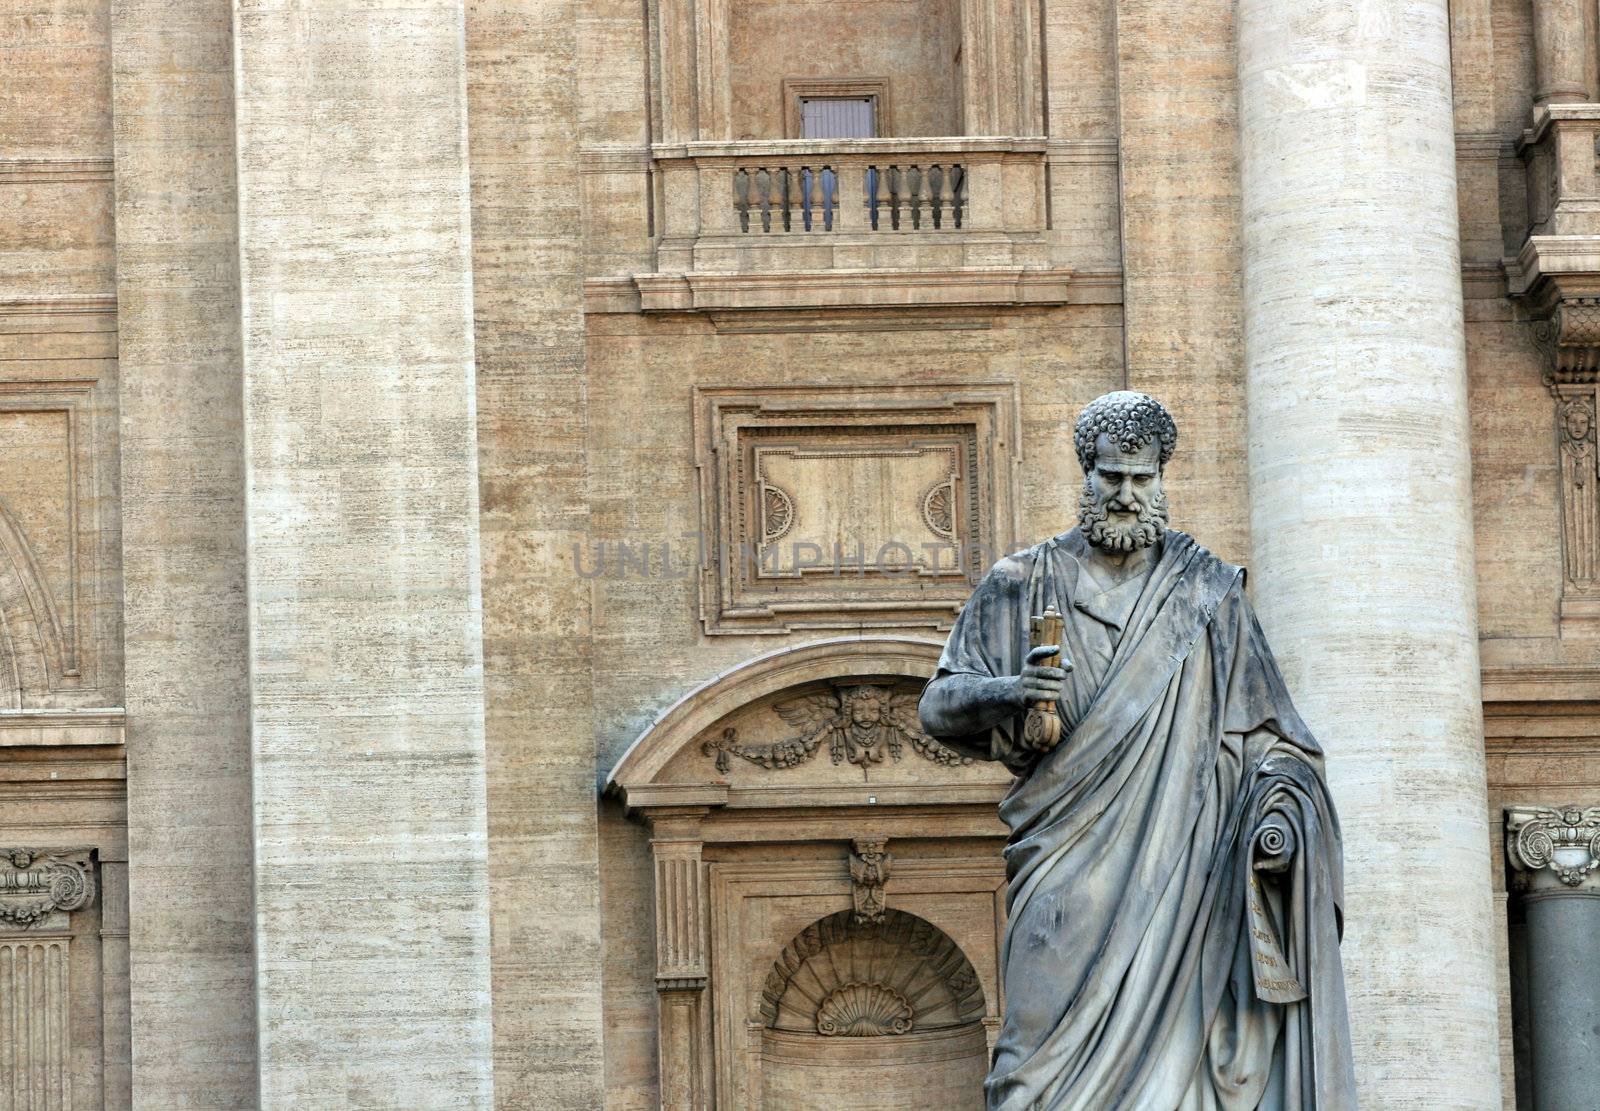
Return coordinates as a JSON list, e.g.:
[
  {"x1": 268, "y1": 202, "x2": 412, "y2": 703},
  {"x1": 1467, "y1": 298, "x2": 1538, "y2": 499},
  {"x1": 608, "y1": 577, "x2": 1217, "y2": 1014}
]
[
  {"x1": 1506, "y1": 805, "x2": 1600, "y2": 894},
  {"x1": 0, "y1": 847, "x2": 95, "y2": 931}
]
